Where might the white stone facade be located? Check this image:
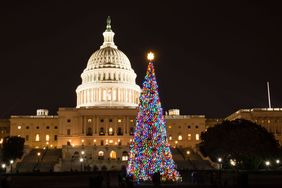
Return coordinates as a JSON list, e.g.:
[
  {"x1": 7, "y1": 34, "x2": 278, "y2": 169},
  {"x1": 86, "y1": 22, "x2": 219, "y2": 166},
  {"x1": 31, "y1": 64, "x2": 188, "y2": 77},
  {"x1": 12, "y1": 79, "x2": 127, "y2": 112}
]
[{"x1": 76, "y1": 17, "x2": 140, "y2": 108}]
